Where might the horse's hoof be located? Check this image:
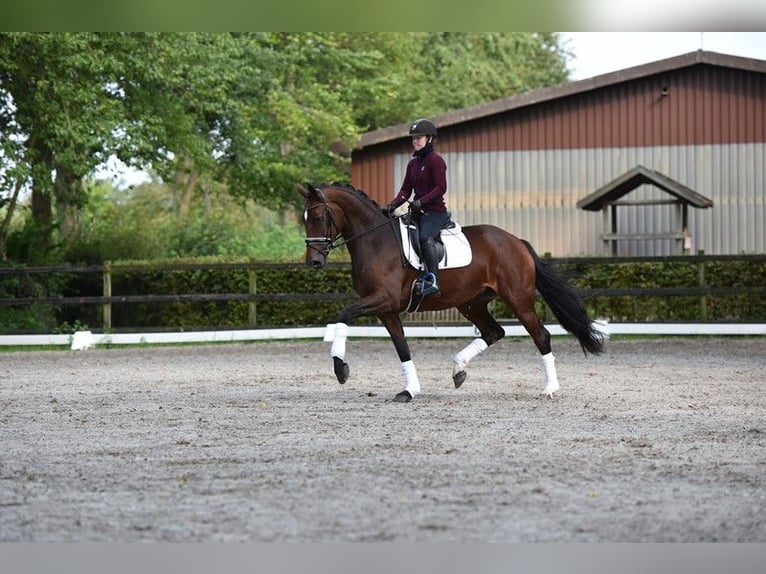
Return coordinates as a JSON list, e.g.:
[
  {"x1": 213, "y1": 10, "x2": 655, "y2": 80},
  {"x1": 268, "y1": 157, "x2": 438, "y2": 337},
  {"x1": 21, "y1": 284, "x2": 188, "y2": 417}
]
[
  {"x1": 453, "y1": 370, "x2": 467, "y2": 389},
  {"x1": 333, "y1": 357, "x2": 350, "y2": 384},
  {"x1": 393, "y1": 390, "x2": 413, "y2": 403},
  {"x1": 542, "y1": 381, "x2": 560, "y2": 397}
]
